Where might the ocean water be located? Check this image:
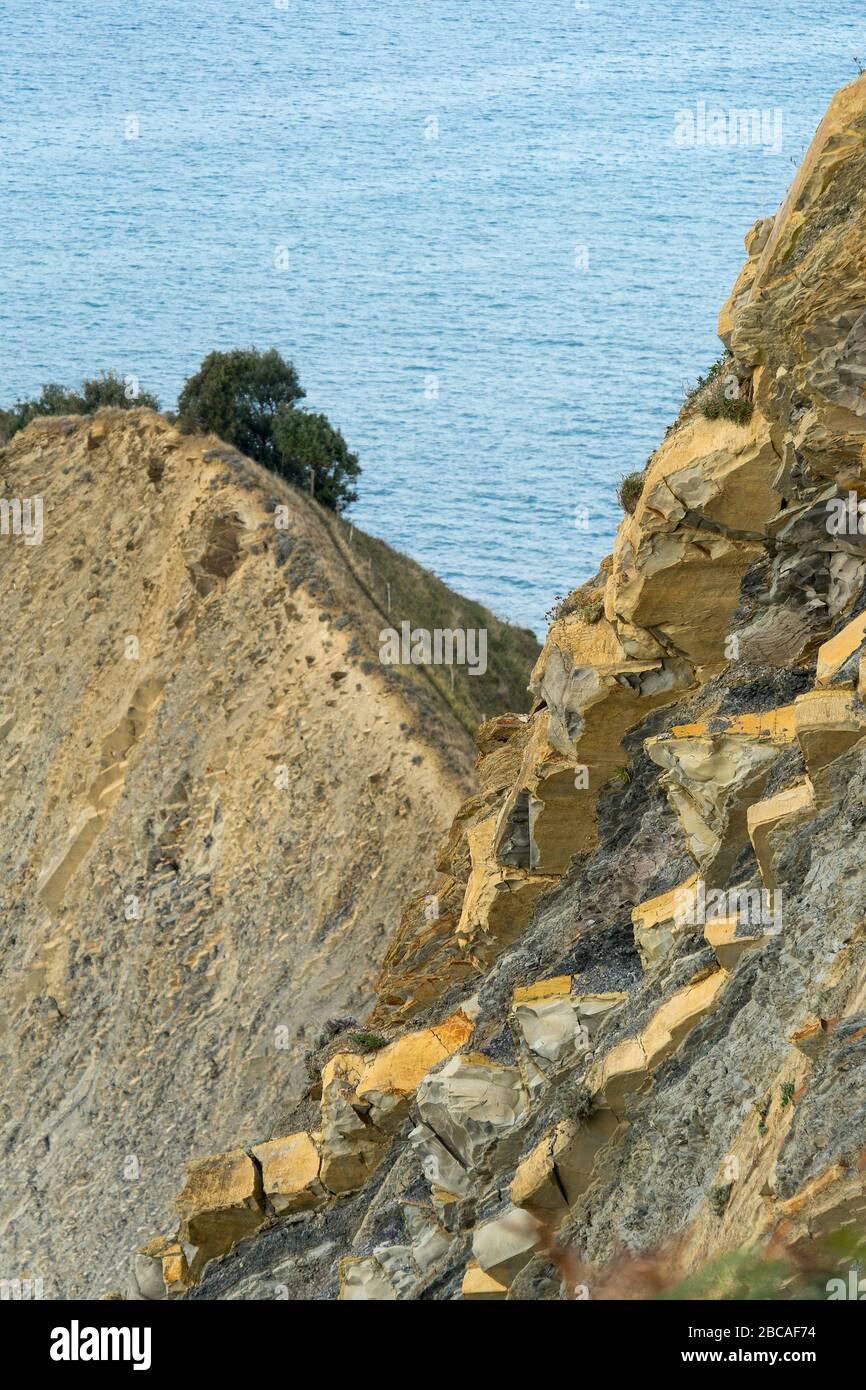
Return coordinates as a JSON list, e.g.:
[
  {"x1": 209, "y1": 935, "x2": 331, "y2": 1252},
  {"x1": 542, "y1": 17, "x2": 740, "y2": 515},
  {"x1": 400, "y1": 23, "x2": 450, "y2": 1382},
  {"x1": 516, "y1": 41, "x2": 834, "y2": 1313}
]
[{"x1": 1, "y1": 2, "x2": 862, "y2": 636}]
